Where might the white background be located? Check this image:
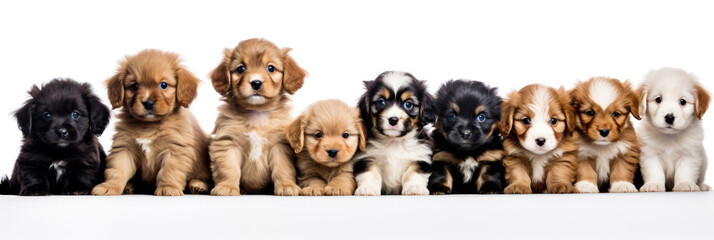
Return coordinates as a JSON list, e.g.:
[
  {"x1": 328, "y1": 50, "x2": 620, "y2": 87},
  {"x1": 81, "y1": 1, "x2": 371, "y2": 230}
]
[{"x1": 1, "y1": 1, "x2": 713, "y2": 239}]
